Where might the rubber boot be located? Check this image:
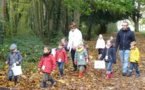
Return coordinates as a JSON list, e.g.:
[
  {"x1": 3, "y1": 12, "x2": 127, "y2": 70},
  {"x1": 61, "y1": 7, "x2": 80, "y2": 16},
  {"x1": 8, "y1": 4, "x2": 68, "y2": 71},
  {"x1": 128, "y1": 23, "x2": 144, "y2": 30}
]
[
  {"x1": 110, "y1": 72, "x2": 114, "y2": 77},
  {"x1": 136, "y1": 71, "x2": 140, "y2": 77},
  {"x1": 105, "y1": 74, "x2": 110, "y2": 79},
  {"x1": 40, "y1": 81, "x2": 46, "y2": 88},
  {"x1": 14, "y1": 76, "x2": 18, "y2": 85},
  {"x1": 127, "y1": 72, "x2": 132, "y2": 77},
  {"x1": 8, "y1": 76, "x2": 12, "y2": 81},
  {"x1": 79, "y1": 72, "x2": 83, "y2": 78},
  {"x1": 85, "y1": 67, "x2": 88, "y2": 72},
  {"x1": 50, "y1": 79, "x2": 56, "y2": 86}
]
